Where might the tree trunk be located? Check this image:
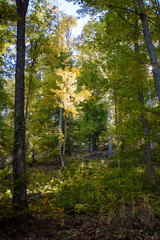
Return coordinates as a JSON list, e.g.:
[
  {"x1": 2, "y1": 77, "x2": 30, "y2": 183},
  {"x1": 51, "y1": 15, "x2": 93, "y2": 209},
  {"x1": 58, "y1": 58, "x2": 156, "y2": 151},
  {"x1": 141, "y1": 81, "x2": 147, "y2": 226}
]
[
  {"x1": 134, "y1": 23, "x2": 153, "y2": 180},
  {"x1": 108, "y1": 98, "x2": 112, "y2": 154},
  {"x1": 89, "y1": 133, "x2": 97, "y2": 152},
  {"x1": 138, "y1": 90, "x2": 153, "y2": 180},
  {"x1": 25, "y1": 40, "x2": 40, "y2": 122},
  {"x1": 59, "y1": 106, "x2": 64, "y2": 169},
  {"x1": 25, "y1": 62, "x2": 34, "y2": 122},
  {"x1": 12, "y1": 0, "x2": 29, "y2": 211},
  {"x1": 25, "y1": 44, "x2": 36, "y2": 122},
  {"x1": 114, "y1": 90, "x2": 120, "y2": 167},
  {"x1": 63, "y1": 113, "x2": 67, "y2": 157},
  {"x1": 137, "y1": 0, "x2": 160, "y2": 103}
]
